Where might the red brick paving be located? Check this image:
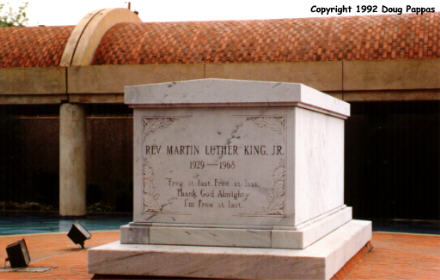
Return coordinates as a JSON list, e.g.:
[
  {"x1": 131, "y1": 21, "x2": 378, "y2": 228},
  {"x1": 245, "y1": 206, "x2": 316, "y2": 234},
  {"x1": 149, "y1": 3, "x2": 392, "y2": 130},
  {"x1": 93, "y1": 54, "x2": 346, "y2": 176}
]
[
  {"x1": 339, "y1": 232, "x2": 440, "y2": 280},
  {"x1": 0, "y1": 231, "x2": 439, "y2": 279},
  {"x1": 0, "y1": 231, "x2": 119, "y2": 280}
]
